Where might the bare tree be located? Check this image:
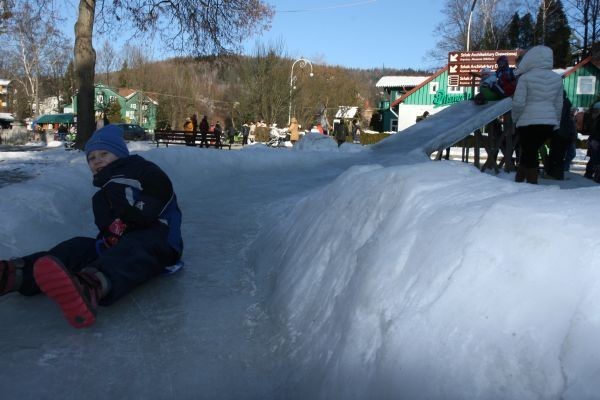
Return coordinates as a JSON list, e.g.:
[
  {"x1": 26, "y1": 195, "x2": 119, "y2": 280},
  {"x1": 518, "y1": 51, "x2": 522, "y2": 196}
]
[
  {"x1": 238, "y1": 42, "x2": 290, "y2": 125},
  {"x1": 566, "y1": 0, "x2": 600, "y2": 58},
  {"x1": 0, "y1": 0, "x2": 15, "y2": 34},
  {"x1": 429, "y1": 0, "x2": 526, "y2": 63},
  {"x1": 4, "y1": 0, "x2": 68, "y2": 117},
  {"x1": 46, "y1": 34, "x2": 73, "y2": 111},
  {"x1": 97, "y1": 40, "x2": 119, "y2": 86},
  {"x1": 71, "y1": 0, "x2": 273, "y2": 149}
]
